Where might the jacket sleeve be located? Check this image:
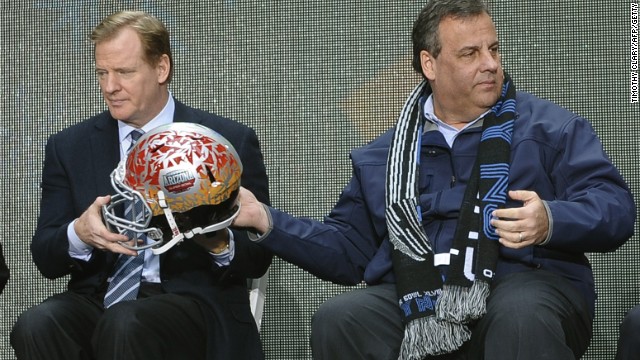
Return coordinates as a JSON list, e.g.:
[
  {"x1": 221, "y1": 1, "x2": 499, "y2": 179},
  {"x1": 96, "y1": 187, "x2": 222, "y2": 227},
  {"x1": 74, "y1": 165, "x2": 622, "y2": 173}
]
[
  {"x1": 224, "y1": 126, "x2": 272, "y2": 279},
  {"x1": 255, "y1": 167, "x2": 382, "y2": 286},
  {"x1": 31, "y1": 134, "x2": 84, "y2": 279},
  {"x1": 544, "y1": 116, "x2": 635, "y2": 252}
]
